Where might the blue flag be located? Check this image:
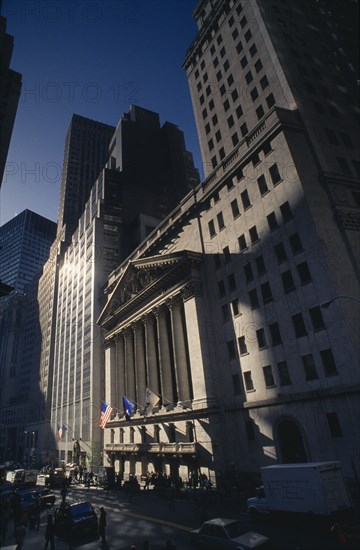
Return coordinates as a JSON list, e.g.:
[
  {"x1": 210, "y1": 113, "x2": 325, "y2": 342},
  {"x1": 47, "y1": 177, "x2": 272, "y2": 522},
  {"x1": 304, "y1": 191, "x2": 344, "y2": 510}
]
[{"x1": 123, "y1": 396, "x2": 135, "y2": 421}]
